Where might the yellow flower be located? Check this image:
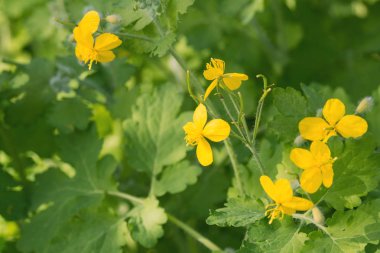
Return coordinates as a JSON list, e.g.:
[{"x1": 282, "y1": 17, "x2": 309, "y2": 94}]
[
  {"x1": 299, "y1": 98, "x2": 368, "y2": 142},
  {"x1": 290, "y1": 141, "x2": 336, "y2": 193},
  {"x1": 73, "y1": 11, "x2": 122, "y2": 70},
  {"x1": 203, "y1": 58, "x2": 248, "y2": 100},
  {"x1": 260, "y1": 176, "x2": 313, "y2": 224},
  {"x1": 183, "y1": 104, "x2": 230, "y2": 166}
]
